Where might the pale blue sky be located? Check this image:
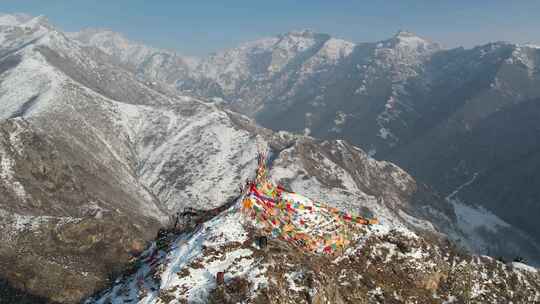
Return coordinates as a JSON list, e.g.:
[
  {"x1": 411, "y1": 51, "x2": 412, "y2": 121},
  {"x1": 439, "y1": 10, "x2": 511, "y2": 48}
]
[{"x1": 2, "y1": 0, "x2": 539, "y2": 55}]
